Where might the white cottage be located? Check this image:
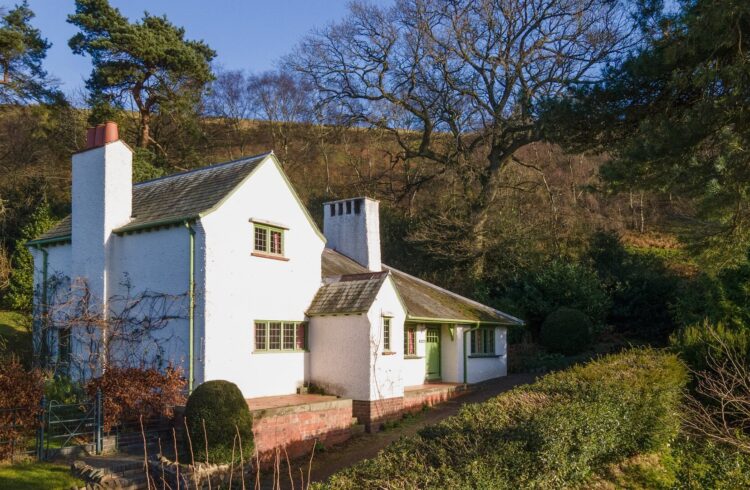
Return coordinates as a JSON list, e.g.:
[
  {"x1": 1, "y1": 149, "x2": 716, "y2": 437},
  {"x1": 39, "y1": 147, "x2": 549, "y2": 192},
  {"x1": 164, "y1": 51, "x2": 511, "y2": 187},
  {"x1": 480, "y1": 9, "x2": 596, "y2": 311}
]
[{"x1": 29, "y1": 123, "x2": 522, "y2": 427}]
